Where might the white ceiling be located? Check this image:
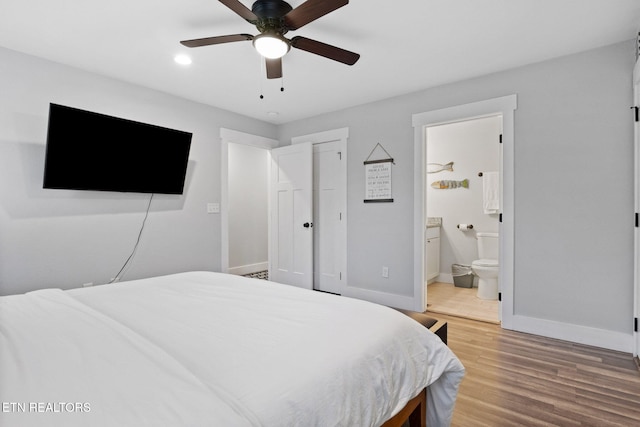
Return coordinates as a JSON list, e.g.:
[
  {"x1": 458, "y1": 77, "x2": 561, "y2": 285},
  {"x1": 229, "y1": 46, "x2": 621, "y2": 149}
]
[{"x1": 1, "y1": 0, "x2": 640, "y2": 124}]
